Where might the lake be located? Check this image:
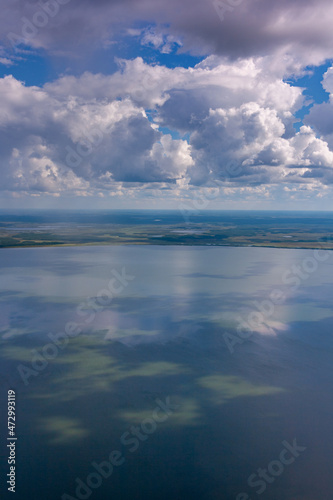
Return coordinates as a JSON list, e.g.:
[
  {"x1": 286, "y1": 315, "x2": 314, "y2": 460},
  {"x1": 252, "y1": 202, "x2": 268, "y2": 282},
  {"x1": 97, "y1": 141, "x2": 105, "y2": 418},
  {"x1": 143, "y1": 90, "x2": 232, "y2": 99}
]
[{"x1": 1, "y1": 245, "x2": 333, "y2": 499}]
